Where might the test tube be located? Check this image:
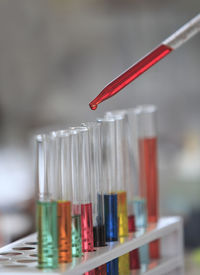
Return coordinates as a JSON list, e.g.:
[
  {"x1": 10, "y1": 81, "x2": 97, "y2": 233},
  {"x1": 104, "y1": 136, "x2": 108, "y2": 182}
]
[
  {"x1": 70, "y1": 127, "x2": 94, "y2": 253},
  {"x1": 35, "y1": 134, "x2": 58, "y2": 269},
  {"x1": 70, "y1": 129, "x2": 82, "y2": 258},
  {"x1": 106, "y1": 113, "x2": 129, "y2": 275},
  {"x1": 56, "y1": 130, "x2": 72, "y2": 263},
  {"x1": 97, "y1": 117, "x2": 118, "y2": 275},
  {"x1": 82, "y1": 122, "x2": 106, "y2": 245},
  {"x1": 106, "y1": 110, "x2": 140, "y2": 270},
  {"x1": 82, "y1": 122, "x2": 107, "y2": 274},
  {"x1": 134, "y1": 105, "x2": 160, "y2": 259},
  {"x1": 127, "y1": 108, "x2": 150, "y2": 269}
]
